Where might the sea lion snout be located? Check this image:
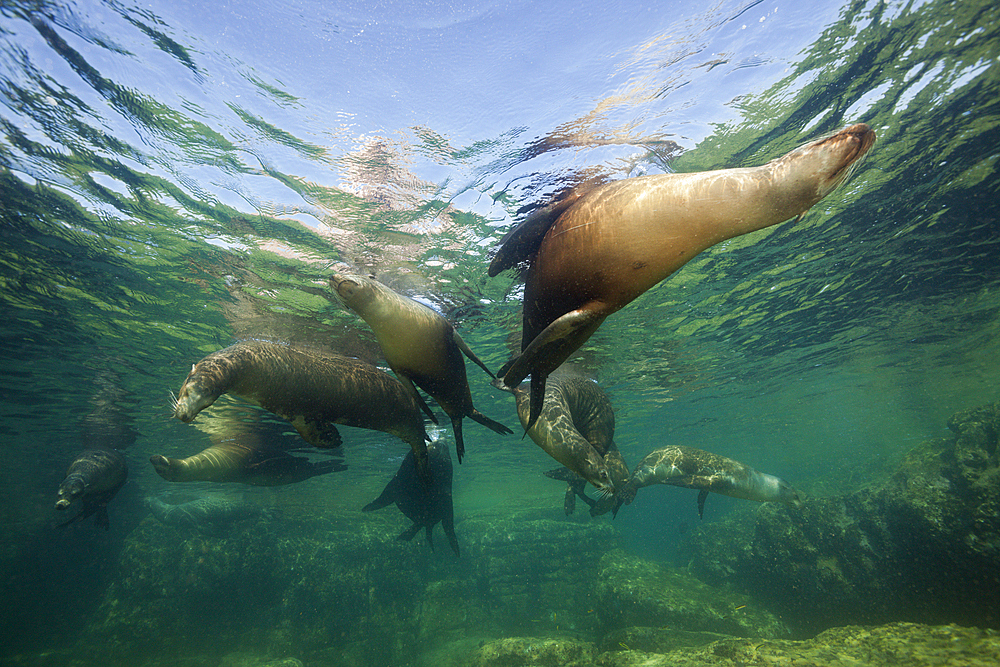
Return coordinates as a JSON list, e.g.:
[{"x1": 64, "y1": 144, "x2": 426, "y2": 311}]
[{"x1": 55, "y1": 477, "x2": 85, "y2": 509}]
